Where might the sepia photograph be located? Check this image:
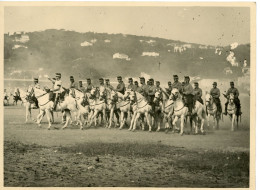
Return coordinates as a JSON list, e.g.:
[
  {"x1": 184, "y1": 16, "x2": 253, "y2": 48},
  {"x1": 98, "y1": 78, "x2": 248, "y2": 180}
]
[{"x1": 1, "y1": 2, "x2": 256, "y2": 188}]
